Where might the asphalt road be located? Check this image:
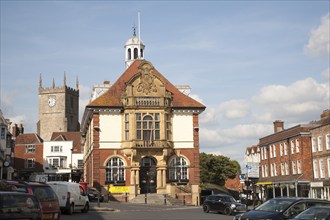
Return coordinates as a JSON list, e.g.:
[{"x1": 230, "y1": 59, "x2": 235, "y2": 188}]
[{"x1": 60, "y1": 201, "x2": 237, "y2": 220}]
